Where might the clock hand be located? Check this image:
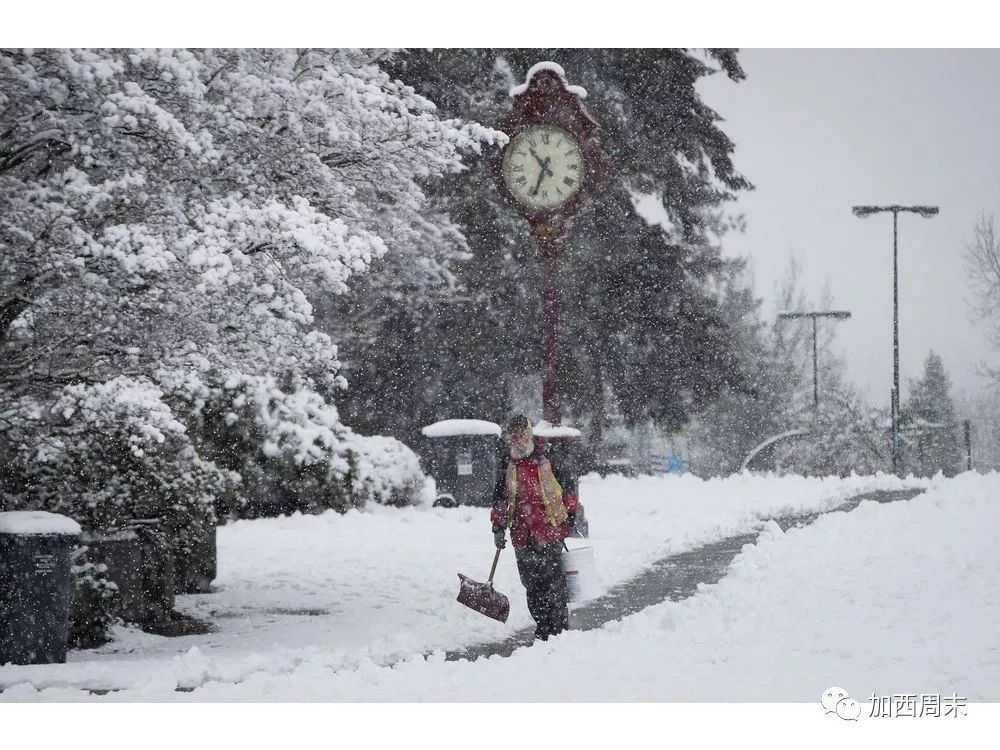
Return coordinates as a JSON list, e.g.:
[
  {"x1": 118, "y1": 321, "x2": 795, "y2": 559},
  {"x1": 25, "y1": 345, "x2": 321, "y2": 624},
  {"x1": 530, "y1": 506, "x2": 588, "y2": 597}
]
[
  {"x1": 530, "y1": 166, "x2": 546, "y2": 196},
  {"x1": 530, "y1": 148, "x2": 556, "y2": 178}
]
